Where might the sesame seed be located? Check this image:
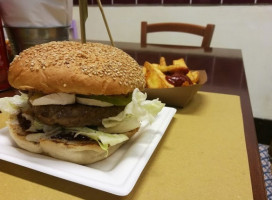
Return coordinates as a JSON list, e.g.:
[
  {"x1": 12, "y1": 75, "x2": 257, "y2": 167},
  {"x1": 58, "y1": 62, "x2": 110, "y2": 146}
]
[{"x1": 14, "y1": 41, "x2": 145, "y2": 94}]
